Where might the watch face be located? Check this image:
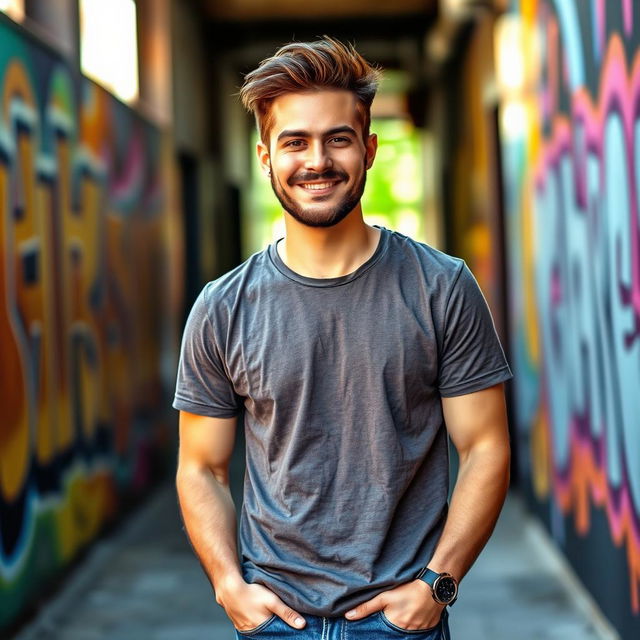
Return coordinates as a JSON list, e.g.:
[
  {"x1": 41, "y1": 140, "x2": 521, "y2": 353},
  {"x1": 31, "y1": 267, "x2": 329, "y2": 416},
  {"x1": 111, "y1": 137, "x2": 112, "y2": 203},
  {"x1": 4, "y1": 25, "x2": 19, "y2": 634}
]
[{"x1": 434, "y1": 576, "x2": 457, "y2": 603}]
